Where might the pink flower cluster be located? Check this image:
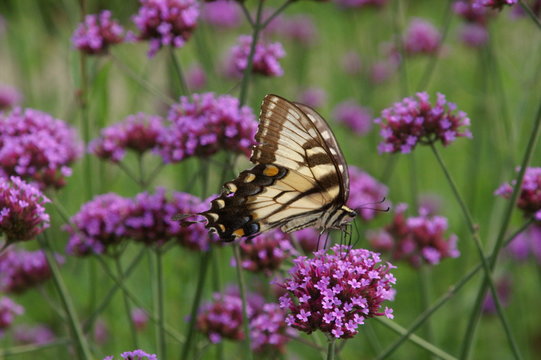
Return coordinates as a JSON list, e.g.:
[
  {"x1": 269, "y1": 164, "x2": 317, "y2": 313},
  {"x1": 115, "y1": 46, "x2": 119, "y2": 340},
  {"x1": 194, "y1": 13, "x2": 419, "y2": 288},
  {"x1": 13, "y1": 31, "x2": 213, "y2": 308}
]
[
  {"x1": 333, "y1": 100, "x2": 372, "y2": 136},
  {"x1": 347, "y1": 166, "x2": 389, "y2": 221},
  {"x1": 64, "y1": 189, "x2": 210, "y2": 256},
  {"x1": 0, "y1": 176, "x2": 50, "y2": 245},
  {"x1": 495, "y1": 167, "x2": 541, "y2": 220},
  {"x1": 13, "y1": 324, "x2": 55, "y2": 345},
  {"x1": 234, "y1": 230, "x2": 297, "y2": 276},
  {"x1": 507, "y1": 224, "x2": 541, "y2": 263},
  {"x1": 89, "y1": 113, "x2": 164, "y2": 163},
  {"x1": 229, "y1": 35, "x2": 286, "y2": 77},
  {"x1": 473, "y1": 0, "x2": 517, "y2": 9},
  {"x1": 368, "y1": 204, "x2": 460, "y2": 267},
  {"x1": 0, "y1": 248, "x2": 63, "y2": 293},
  {"x1": 103, "y1": 349, "x2": 158, "y2": 360},
  {"x1": 403, "y1": 18, "x2": 441, "y2": 56},
  {"x1": 453, "y1": 1, "x2": 491, "y2": 47},
  {"x1": 201, "y1": 0, "x2": 241, "y2": 28},
  {"x1": 132, "y1": 0, "x2": 199, "y2": 57},
  {"x1": 278, "y1": 245, "x2": 396, "y2": 339},
  {"x1": 0, "y1": 297, "x2": 24, "y2": 332},
  {"x1": 158, "y1": 93, "x2": 257, "y2": 162},
  {"x1": 0, "y1": 84, "x2": 22, "y2": 110},
  {"x1": 72, "y1": 10, "x2": 125, "y2": 55},
  {"x1": 0, "y1": 108, "x2": 82, "y2": 189},
  {"x1": 375, "y1": 92, "x2": 472, "y2": 154}
]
